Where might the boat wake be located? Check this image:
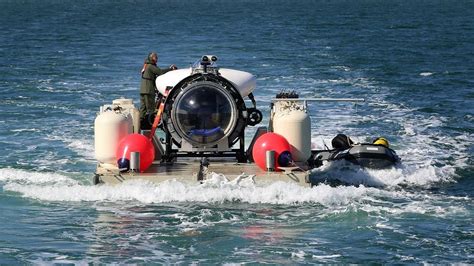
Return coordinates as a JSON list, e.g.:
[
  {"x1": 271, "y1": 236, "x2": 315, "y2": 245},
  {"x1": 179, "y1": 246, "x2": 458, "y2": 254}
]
[{"x1": 0, "y1": 168, "x2": 469, "y2": 220}]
